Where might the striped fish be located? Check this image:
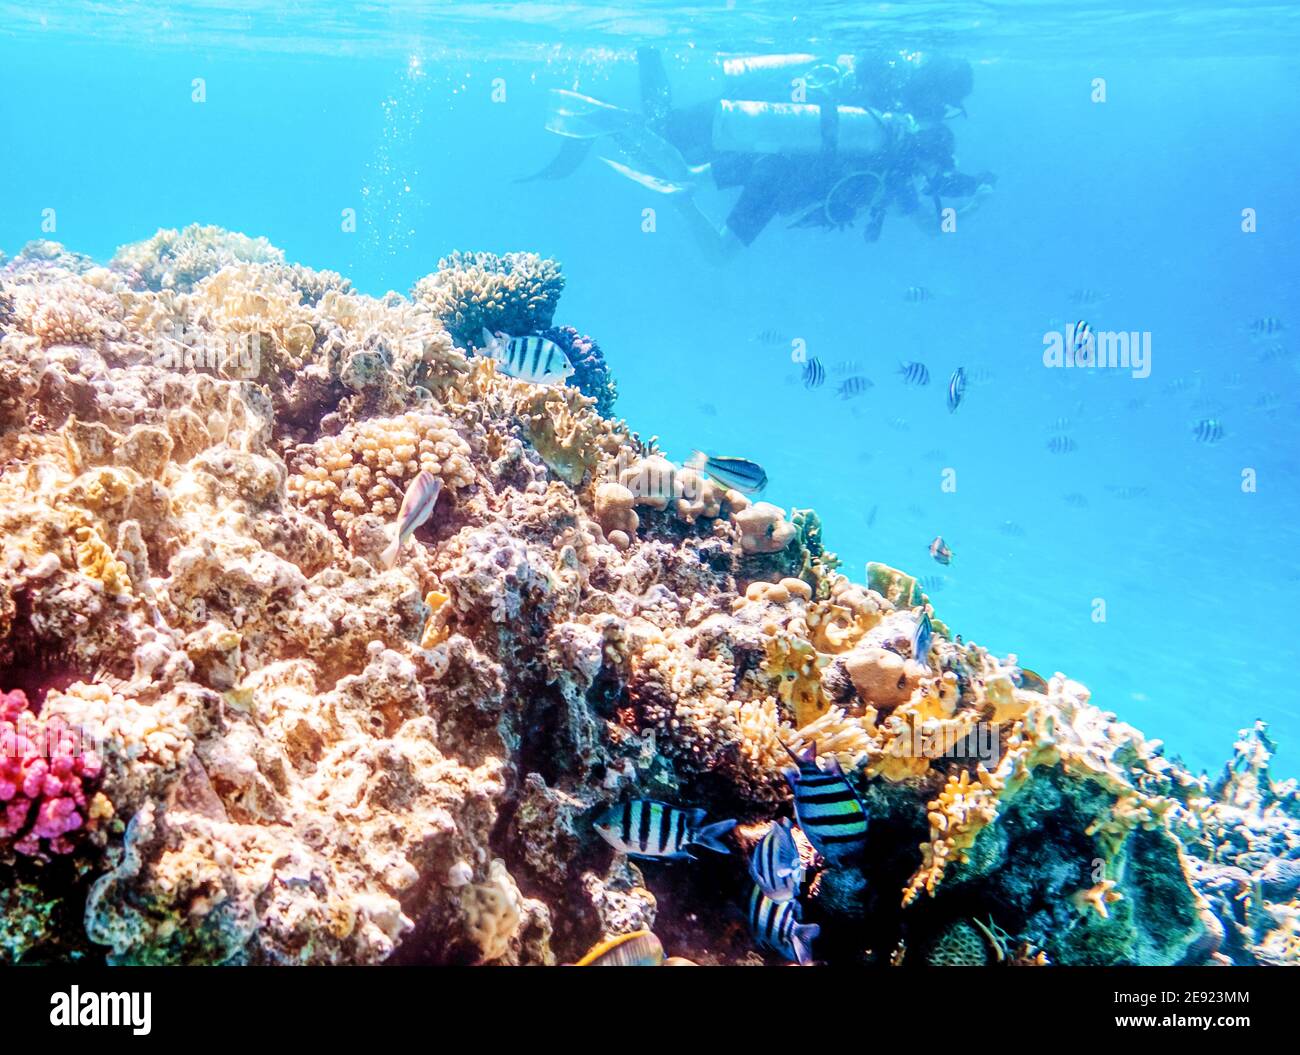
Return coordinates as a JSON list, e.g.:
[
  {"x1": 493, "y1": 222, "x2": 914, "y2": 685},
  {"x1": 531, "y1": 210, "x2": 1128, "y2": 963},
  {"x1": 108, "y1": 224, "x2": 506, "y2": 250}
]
[
  {"x1": 1069, "y1": 288, "x2": 1107, "y2": 306},
  {"x1": 748, "y1": 885, "x2": 819, "y2": 965},
  {"x1": 748, "y1": 818, "x2": 805, "y2": 902},
  {"x1": 574, "y1": 930, "x2": 665, "y2": 966},
  {"x1": 685, "y1": 451, "x2": 768, "y2": 495},
  {"x1": 947, "y1": 367, "x2": 966, "y2": 413},
  {"x1": 1248, "y1": 316, "x2": 1284, "y2": 338},
  {"x1": 912, "y1": 609, "x2": 933, "y2": 668},
  {"x1": 1047, "y1": 435, "x2": 1077, "y2": 454},
  {"x1": 1071, "y1": 321, "x2": 1093, "y2": 362},
  {"x1": 481, "y1": 328, "x2": 574, "y2": 385},
  {"x1": 801, "y1": 357, "x2": 826, "y2": 389},
  {"x1": 1192, "y1": 418, "x2": 1225, "y2": 444},
  {"x1": 898, "y1": 361, "x2": 930, "y2": 386},
  {"x1": 380, "y1": 471, "x2": 443, "y2": 569},
  {"x1": 837, "y1": 375, "x2": 873, "y2": 399},
  {"x1": 781, "y1": 742, "x2": 869, "y2": 864},
  {"x1": 594, "y1": 800, "x2": 736, "y2": 860},
  {"x1": 904, "y1": 285, "x2": 934, "y2": 303}
]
